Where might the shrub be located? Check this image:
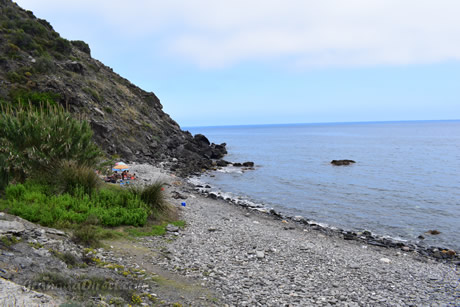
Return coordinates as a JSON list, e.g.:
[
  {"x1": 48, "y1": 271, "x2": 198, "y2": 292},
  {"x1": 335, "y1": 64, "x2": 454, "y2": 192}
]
[
  {"x1": 72, "y1": 216, "x2": 101, "y2": 247},
  {"x1": 129, "y1": 182, "x2": 168, "y2": 217},
  {"x1": 71, "y1": 40, "x2": 91, "y2": 55},
  {"x1": 34, "y1": 56, "x2": 55, "y2": 73},
  {"x1": 42, "y1": 160, "x2": 101, "y2": 195},
  {"x1": 0, "y1": 102, "x2": 103, "y2": 184},
  {"x1": 6, "y1": 71, "x2": 26, "y2": 83},
  {"x1": 83, "y1": 87, "x2": 102, "y2": 103},
  {"x1": 9, "y1": 89, "x2": 60, "y2": 107},
  {"x1": 53, "y1": 37, "x2": 72, "y2": 54},
  {"x1": 0, "y1": 182, "x2": 149, "y2": 228}
]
